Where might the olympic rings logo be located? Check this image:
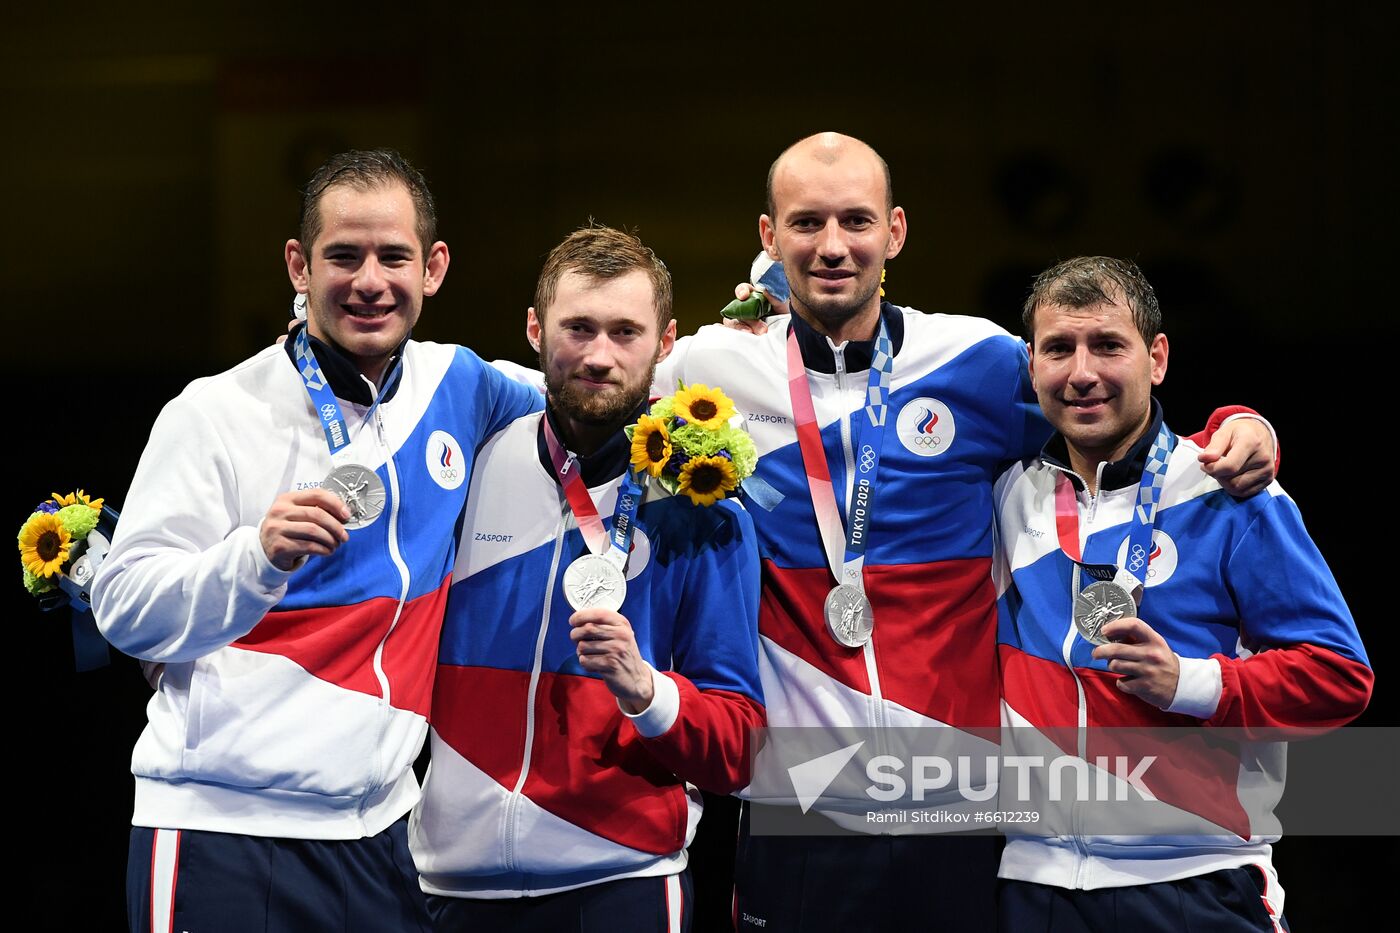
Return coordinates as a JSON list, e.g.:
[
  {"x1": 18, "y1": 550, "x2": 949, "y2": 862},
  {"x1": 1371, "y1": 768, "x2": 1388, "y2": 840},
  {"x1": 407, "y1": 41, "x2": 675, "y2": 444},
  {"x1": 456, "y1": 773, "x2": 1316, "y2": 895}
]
[
  {"x1": 859, "y1": 445, "x2": 877, "y2": 472},
  {"x1": 912, "y1": 435, "x2": 943, "y2": 447},
  {"x1": 1127, "y1": 544, "x2": 1148, "y2": 573},
  {"x1": 320, "y1": 403, "x2": 338, "y2": 421},
  {"x1": 438, "y1": 468, "x2": 459, "y2": 482},
  {"x1": 619, "y1": 494, "x2": 635, "y2": 512}
]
